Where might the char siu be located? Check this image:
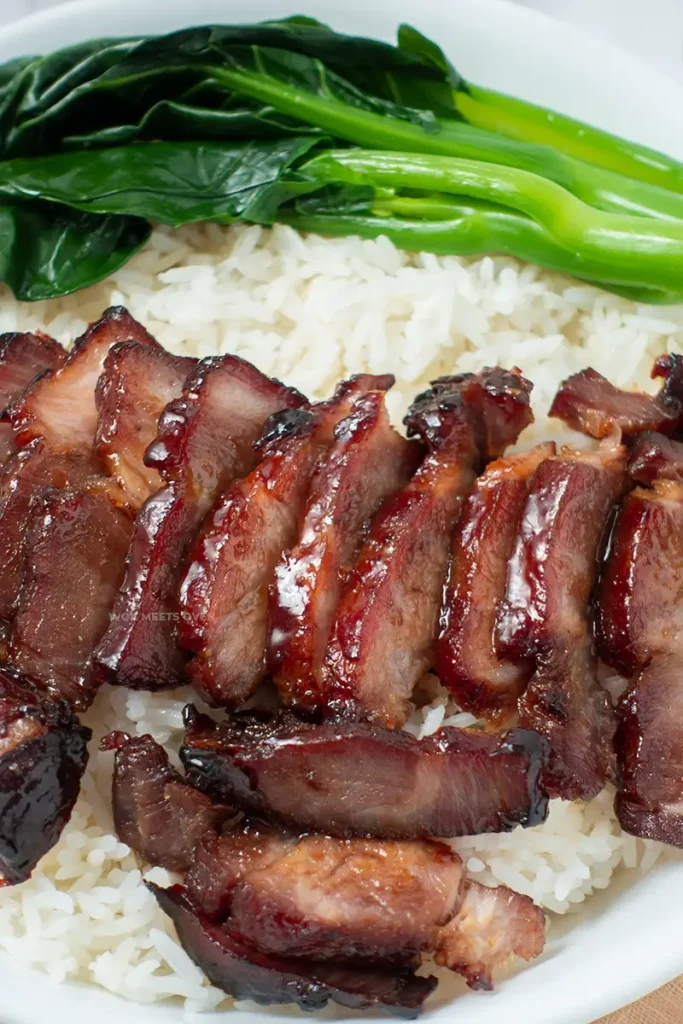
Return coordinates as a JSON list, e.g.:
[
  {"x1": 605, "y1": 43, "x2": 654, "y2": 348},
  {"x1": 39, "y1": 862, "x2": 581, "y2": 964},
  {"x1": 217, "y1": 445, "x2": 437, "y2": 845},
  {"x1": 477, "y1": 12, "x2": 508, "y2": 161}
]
[
  {"x1": 597, "y1": 453, "x2": 683, "y2": 845},
  {"x1": 96, "y1": 356, "x2": 305, "y2": 691},
  {"x1": 94, "y1": 341, "x2": 196, "y2": 509},
  {"x1": 149, "y1": 882, "x2": 437, "y2": 1018},
  {"x1": 0, "y1": 668, "x2": 90, "y2": 884},
  {"x1": 549, "y1": 354, "x2": 683, "y2": 439},
  {"x1": 179, "y1": 376, "x2": 390, "y2": 708},
  {"x1": 11, "y1": 488, "x2": 133, "y2": 707},
  {"x1": 268, "y1": 382, "x2": 419, "y2": 714},
  {"x1": 180, "y1": 826, "x2": 544, "y2": 991},
  {"x1": 498, "y1": 438, "x2": 628, "y2": 800},
  {"x1": 107, "y1": 732, "x2": 233, "y2": 871},
  {"x1": 438, "y1": 443, "x2": 554, "y2": 721},
  {"x1": 8, "y1": 307, "x2": 158, "y2": 453},
  {"x1": 323, "y1": 368, "x2": 534, "y2": 728},
  {"x1": 181, "y1": 708, "x2": 549, "y2": 839},
  {"x1": 0, "y1": 331, "x2": 65, "y2": 466}
]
